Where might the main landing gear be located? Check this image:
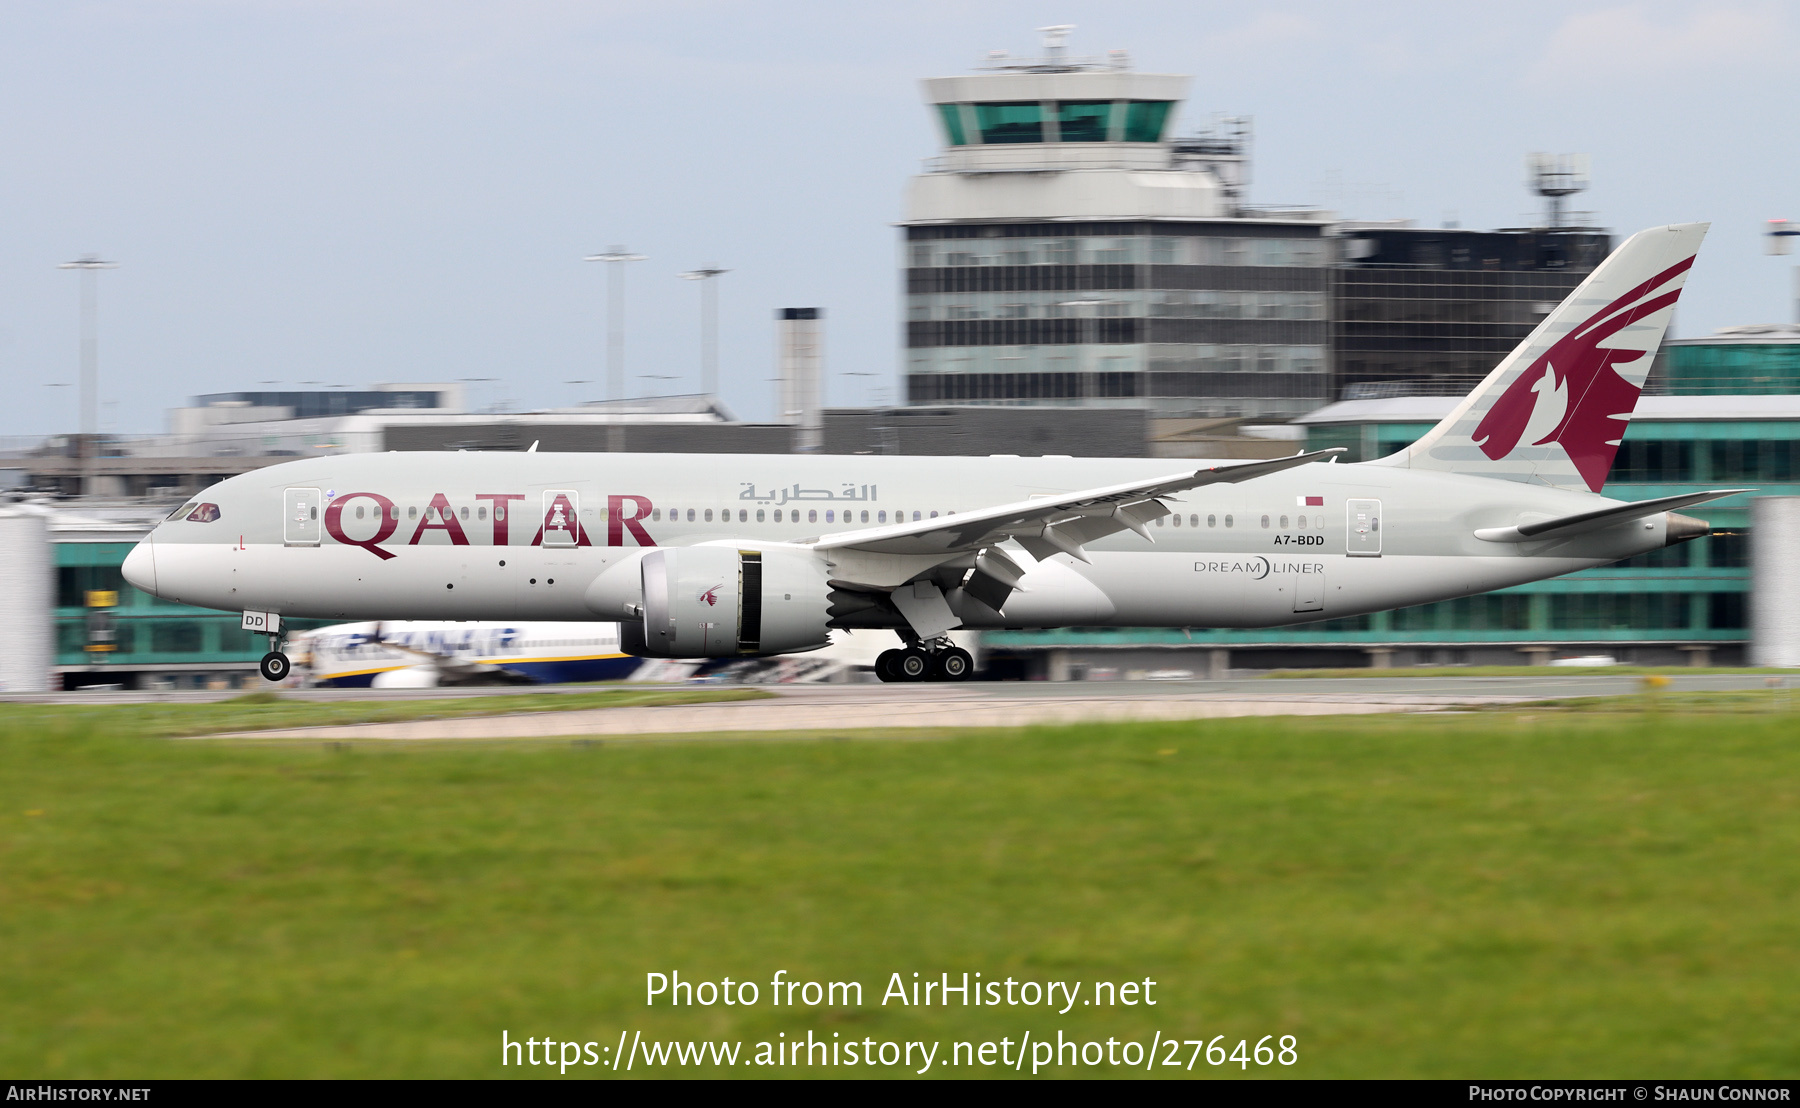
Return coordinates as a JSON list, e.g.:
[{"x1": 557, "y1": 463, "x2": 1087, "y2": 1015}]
[{"x1": 875, "y1": 639, "x2": 973, "y2": 683}]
